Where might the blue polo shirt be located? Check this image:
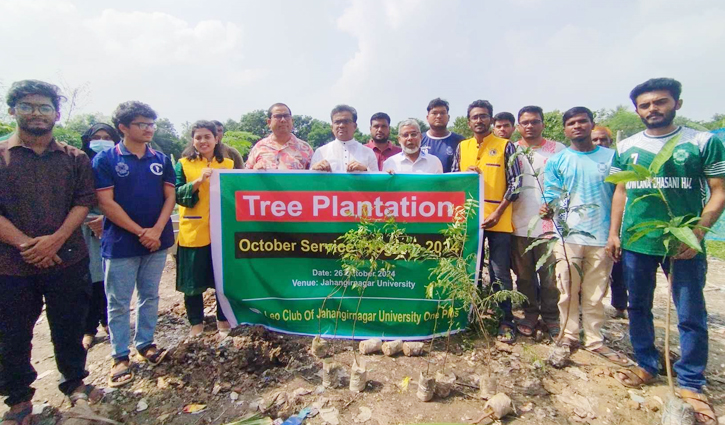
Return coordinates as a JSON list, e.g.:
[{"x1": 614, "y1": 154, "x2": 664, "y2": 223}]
[
  {"x1": 92, "y1": 142, "x2": 175, "y2": 259},
  {"x1": 421, "y1": 131, "x2": 465, "y2": 173}
]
